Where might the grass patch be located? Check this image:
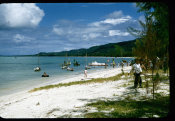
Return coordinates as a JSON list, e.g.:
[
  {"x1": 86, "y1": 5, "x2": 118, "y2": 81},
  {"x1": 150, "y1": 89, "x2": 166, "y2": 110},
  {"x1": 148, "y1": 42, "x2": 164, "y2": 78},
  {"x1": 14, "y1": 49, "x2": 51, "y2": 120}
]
[
  {"x1": 84, "y1": 112, "x2": 109, "y2": 118},
  {"x1": 29, "y1": 69, "x2": 169, "y2": 93},
  {"x1": 84, "y1": 95, "x2": 169, "y2": 118},
  {"x1": 29, "y1": 73, "x2": 124, "y2": 92}
]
